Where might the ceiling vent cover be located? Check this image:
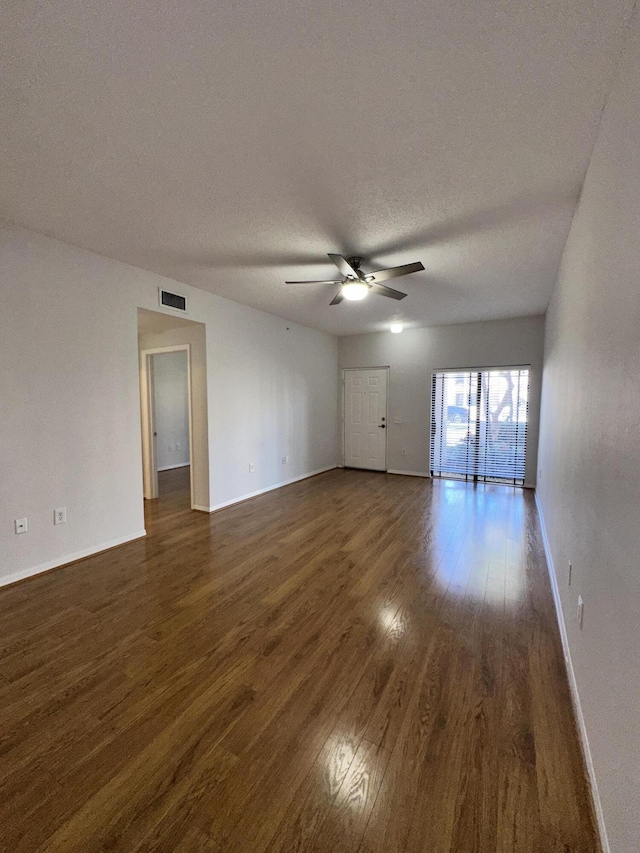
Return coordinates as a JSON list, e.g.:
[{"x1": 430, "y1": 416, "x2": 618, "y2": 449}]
[{"x1": 159, "y1": 288, "x2": 187, "y2": 313}]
